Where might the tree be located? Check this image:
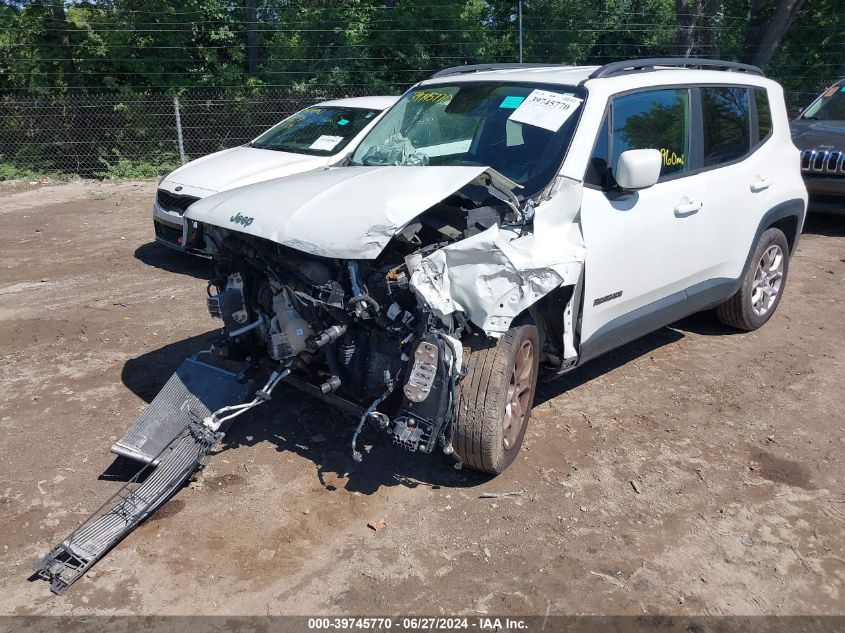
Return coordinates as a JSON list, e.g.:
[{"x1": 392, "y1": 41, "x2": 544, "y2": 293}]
[
  {"x1": 0, "y1": 0, "x2": 839, "y2": 96},
  {"x1": 675, "y1": 0, "x2": 703, "y2": 58},
  {"x1": 245, "y1": 0, "x2": 260, "y2": 76},
  {"x1": 741, "y1": 0, "x2": 807, "y2": 67},
  {"x1": 47, "y1": 1, "x2": 77, "y2": 84}
]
